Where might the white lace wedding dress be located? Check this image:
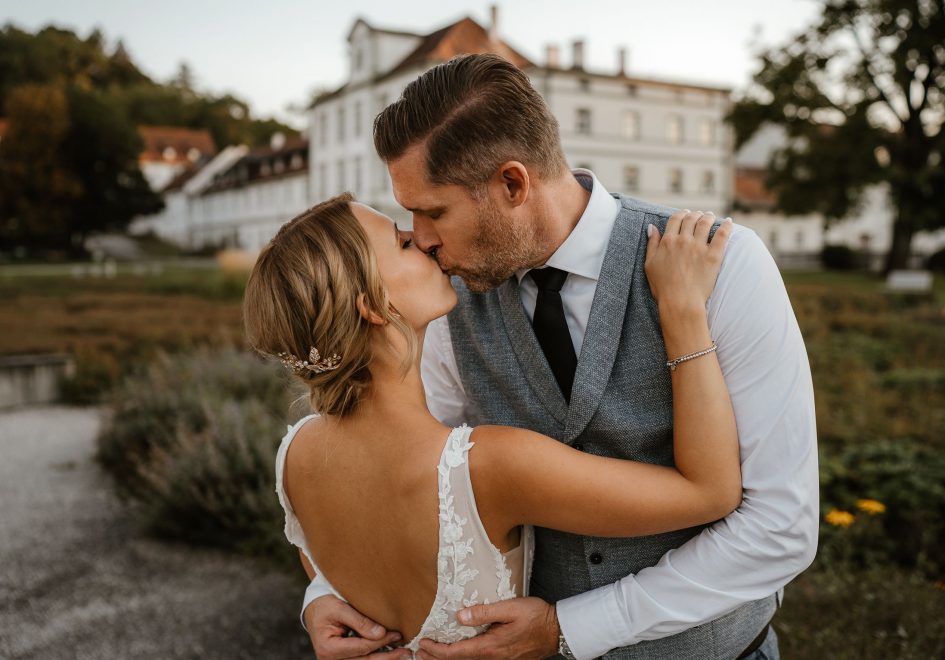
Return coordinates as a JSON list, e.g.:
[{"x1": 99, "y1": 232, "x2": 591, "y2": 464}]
[{"x1": 275, "y1": 414, "x2": 535, "y2": 656}]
